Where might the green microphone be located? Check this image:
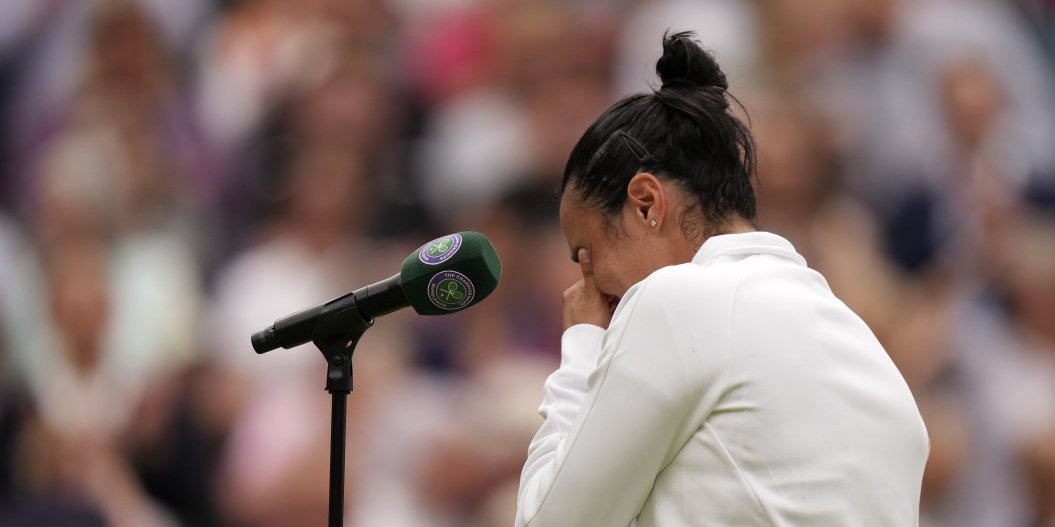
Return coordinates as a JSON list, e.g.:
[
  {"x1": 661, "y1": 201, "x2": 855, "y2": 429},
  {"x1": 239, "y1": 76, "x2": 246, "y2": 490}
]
[{"x1": 251, "y1": 231, "x2": 502, "y2": 353}]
